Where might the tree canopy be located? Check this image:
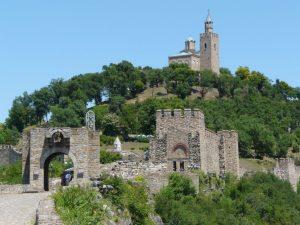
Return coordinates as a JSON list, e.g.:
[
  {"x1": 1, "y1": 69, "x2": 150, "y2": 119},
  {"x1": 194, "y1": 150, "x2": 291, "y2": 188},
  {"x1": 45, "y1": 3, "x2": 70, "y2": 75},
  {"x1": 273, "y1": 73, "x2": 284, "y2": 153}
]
[{"x1": 3, "y1": 61, "x2": 300, "y2": 158}]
